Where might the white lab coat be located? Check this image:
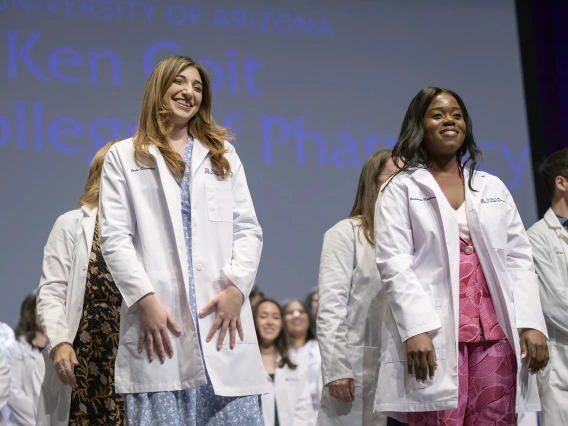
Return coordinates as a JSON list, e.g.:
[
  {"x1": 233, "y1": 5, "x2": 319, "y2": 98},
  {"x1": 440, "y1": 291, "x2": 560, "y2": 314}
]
[
  {"x1": 261, "y1": 359, "x2": 313, "y2": 426},
  {"x1": 290, "y1": 340, "x2": 322, "y2": 426},
  {"x1": 35, "y1": 206, "x2": 97, "y2": 426},
  {"x1": 528, "y1": 208, "x2": 568, "y2": 426},
  {"x1": 5, "y1": 337, "x2": 43, "y2": 426},
  {"x1": 99, "y1": 138, "x2": 269, "y2": 396},
  {"x1": 0, "y1": 350, "x2": 10, "y2": 426},
  {"x1": 316, "y1": 218, "x2": 387, "y2": 426},
  {"x1": 373, "y1": 168, "x2": 547, "y2": 418}
]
